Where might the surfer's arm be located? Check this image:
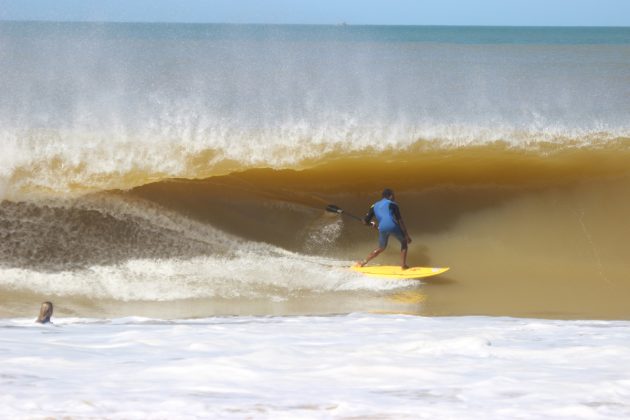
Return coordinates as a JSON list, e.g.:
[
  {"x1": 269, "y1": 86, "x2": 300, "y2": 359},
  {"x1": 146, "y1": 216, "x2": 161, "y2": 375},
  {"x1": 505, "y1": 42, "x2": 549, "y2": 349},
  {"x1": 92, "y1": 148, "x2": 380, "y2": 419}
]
[
  {"x1": 363, "y1": 206, "x2": 376, "y2": 227},
  {"x1": 392, "y1": 203, "x2": 412, "y2": 243}
]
